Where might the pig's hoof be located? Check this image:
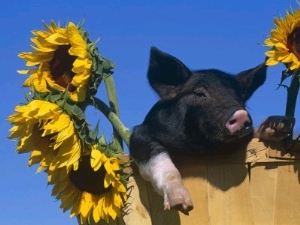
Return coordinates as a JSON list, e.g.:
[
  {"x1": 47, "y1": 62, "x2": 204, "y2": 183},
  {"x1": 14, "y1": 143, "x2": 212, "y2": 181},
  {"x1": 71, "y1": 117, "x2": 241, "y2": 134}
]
[
  {"x1": 255, "y1": 116, "x2": 295, "y2": 141},
  {"x1": 170, "y1": 201, "x2": 194, "y2": 215},
  {"x1": 163, "y1": 183, "x2": 194, "y2": 215}
]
